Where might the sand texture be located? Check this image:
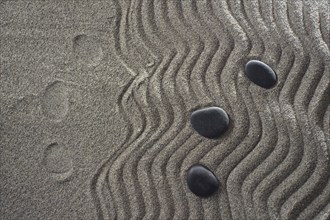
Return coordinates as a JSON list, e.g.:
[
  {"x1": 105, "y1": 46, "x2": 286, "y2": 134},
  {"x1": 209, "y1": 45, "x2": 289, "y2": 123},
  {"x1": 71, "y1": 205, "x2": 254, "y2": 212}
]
[{"x1": 1, "y1": 0, "x2": 329, "y2": 219}]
